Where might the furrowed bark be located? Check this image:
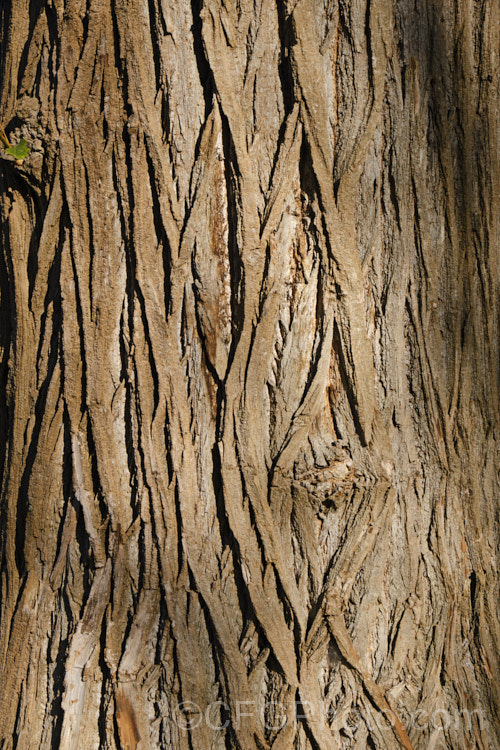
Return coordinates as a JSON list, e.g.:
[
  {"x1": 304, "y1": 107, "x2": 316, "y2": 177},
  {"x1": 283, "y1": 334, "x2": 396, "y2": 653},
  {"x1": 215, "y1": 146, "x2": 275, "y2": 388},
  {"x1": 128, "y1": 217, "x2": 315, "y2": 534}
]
[{"x1": 0, "y1": 0, "x2": 498, "y2": 748}]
